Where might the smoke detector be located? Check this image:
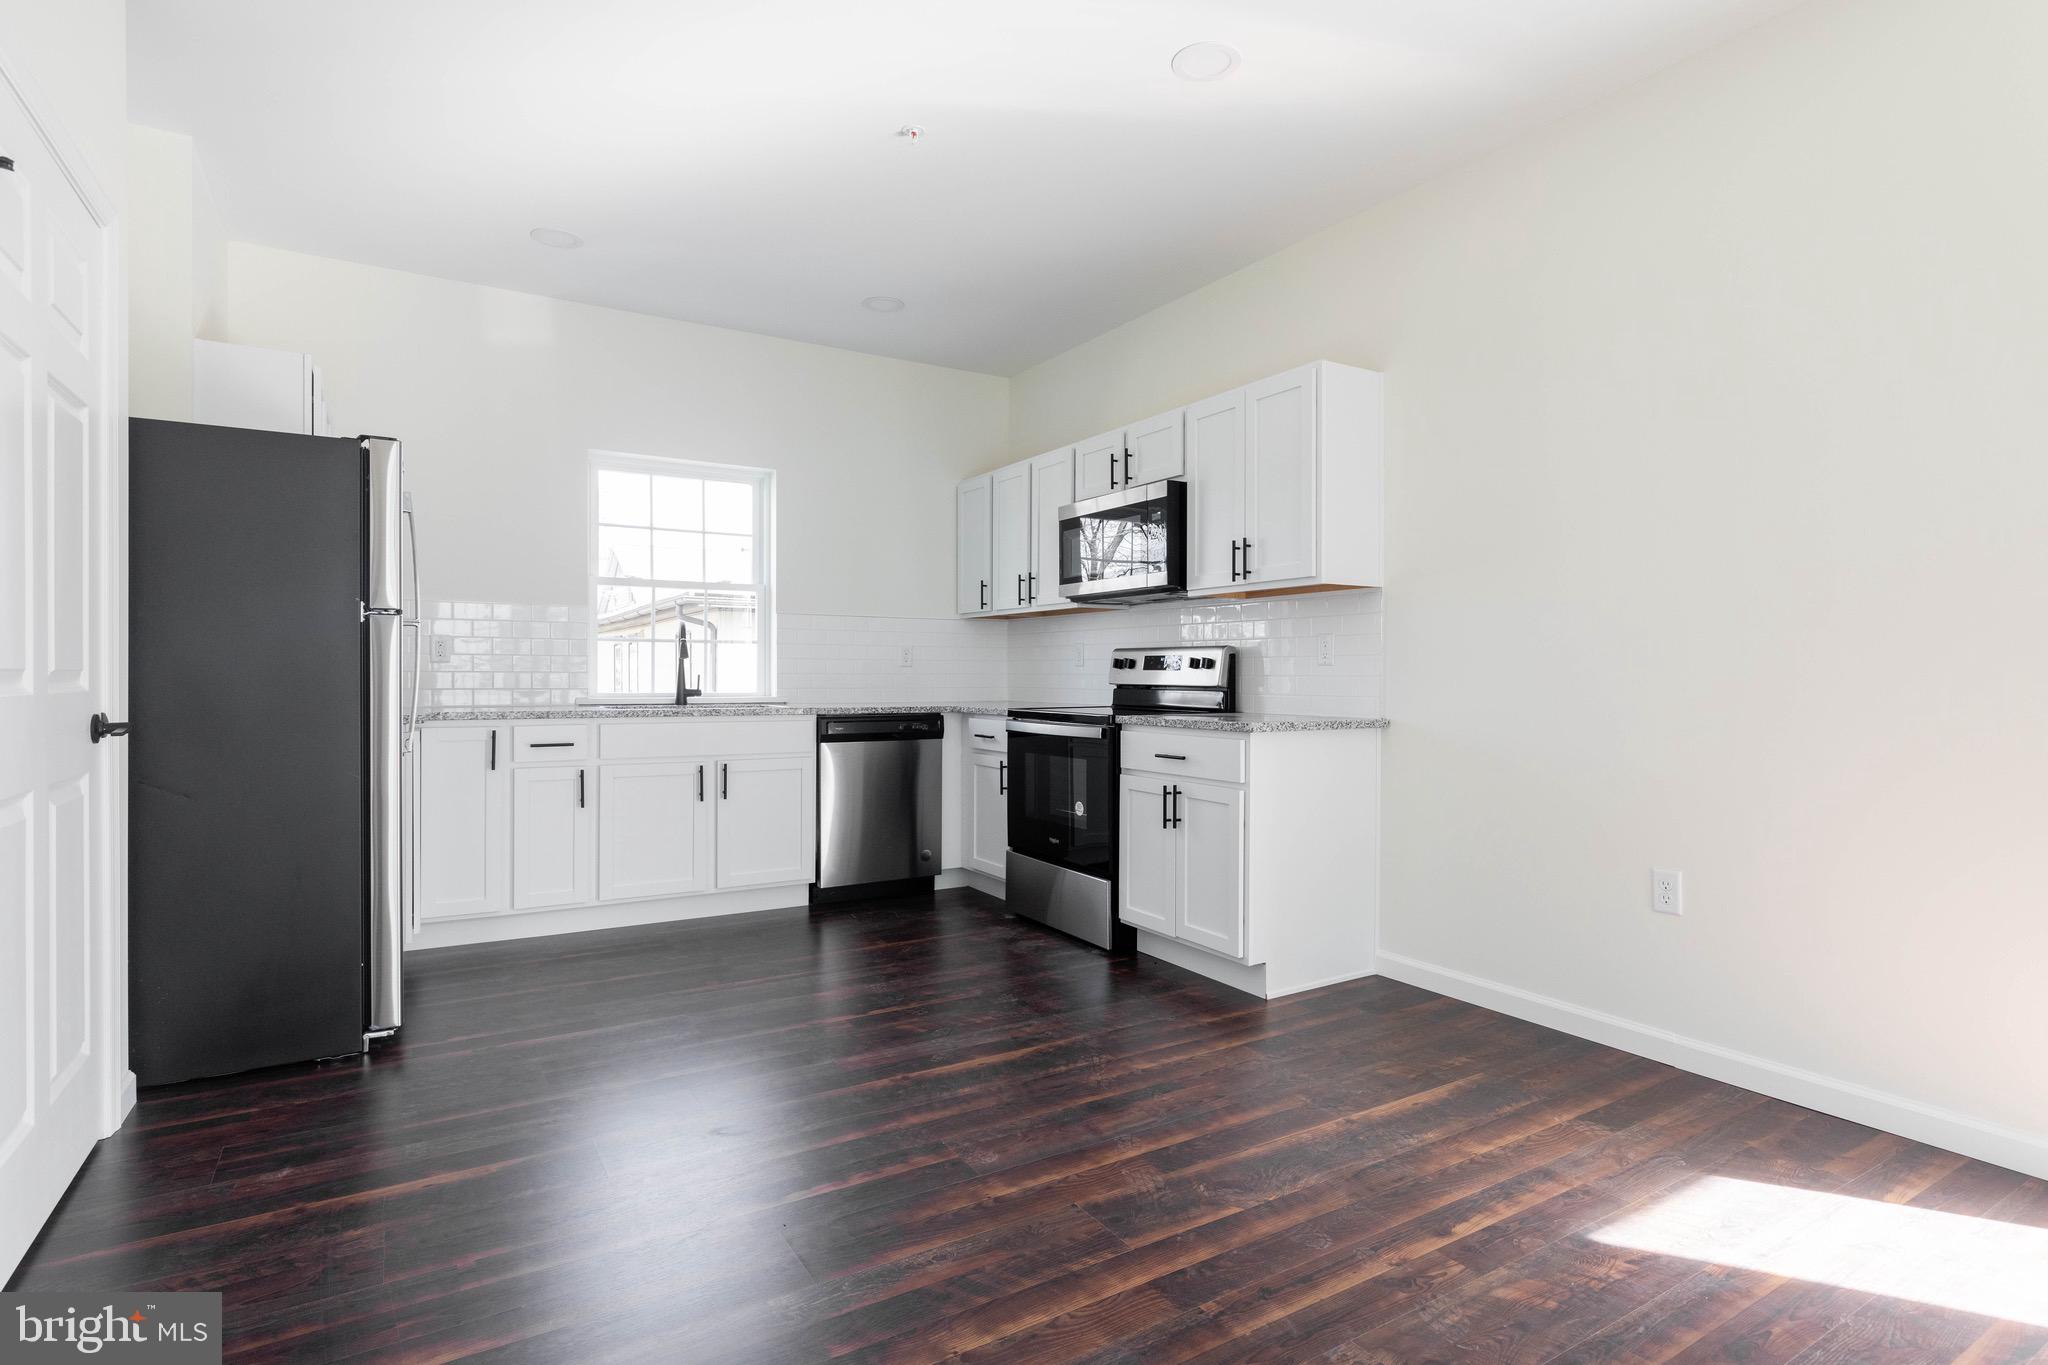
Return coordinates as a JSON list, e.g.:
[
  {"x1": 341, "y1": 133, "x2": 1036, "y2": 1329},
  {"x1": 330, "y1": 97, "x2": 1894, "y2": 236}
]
[
  {"x1": 1170, "y1": 43, "x2": 1240, "y2": 82},
  {"x1": 529, "y1": 227, "x2": 583, "y2": 249}
]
